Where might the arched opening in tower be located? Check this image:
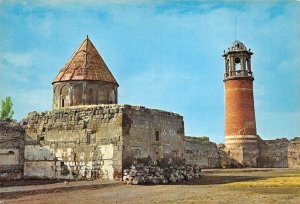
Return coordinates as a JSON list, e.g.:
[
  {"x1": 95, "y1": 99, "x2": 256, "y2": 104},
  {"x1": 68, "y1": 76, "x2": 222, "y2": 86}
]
[{"x1": 235, "y1": 57, "x2": 241, "y2": 73}]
